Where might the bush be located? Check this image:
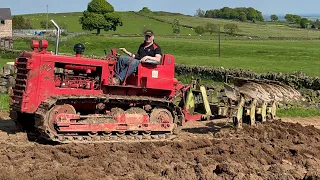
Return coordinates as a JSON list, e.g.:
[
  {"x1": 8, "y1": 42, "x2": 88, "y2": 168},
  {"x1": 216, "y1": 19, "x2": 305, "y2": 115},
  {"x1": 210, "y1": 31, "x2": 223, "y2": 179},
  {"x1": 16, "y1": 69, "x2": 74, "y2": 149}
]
[
  {"x1": 12, "y1": 15, "x2": 33, "y2": 29},
  {"x1": 172, "y1": 19, "x2": 180, "y2": 35},
  {"x1": 205, "y1": 23, "x2": 218, "y2": 35},
  {"x1": 194, "y1": 26, "x2": 205, "y2": 35},
  {"x1": 224, "y1": 23, "x2": 239, "y2": 35}
]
